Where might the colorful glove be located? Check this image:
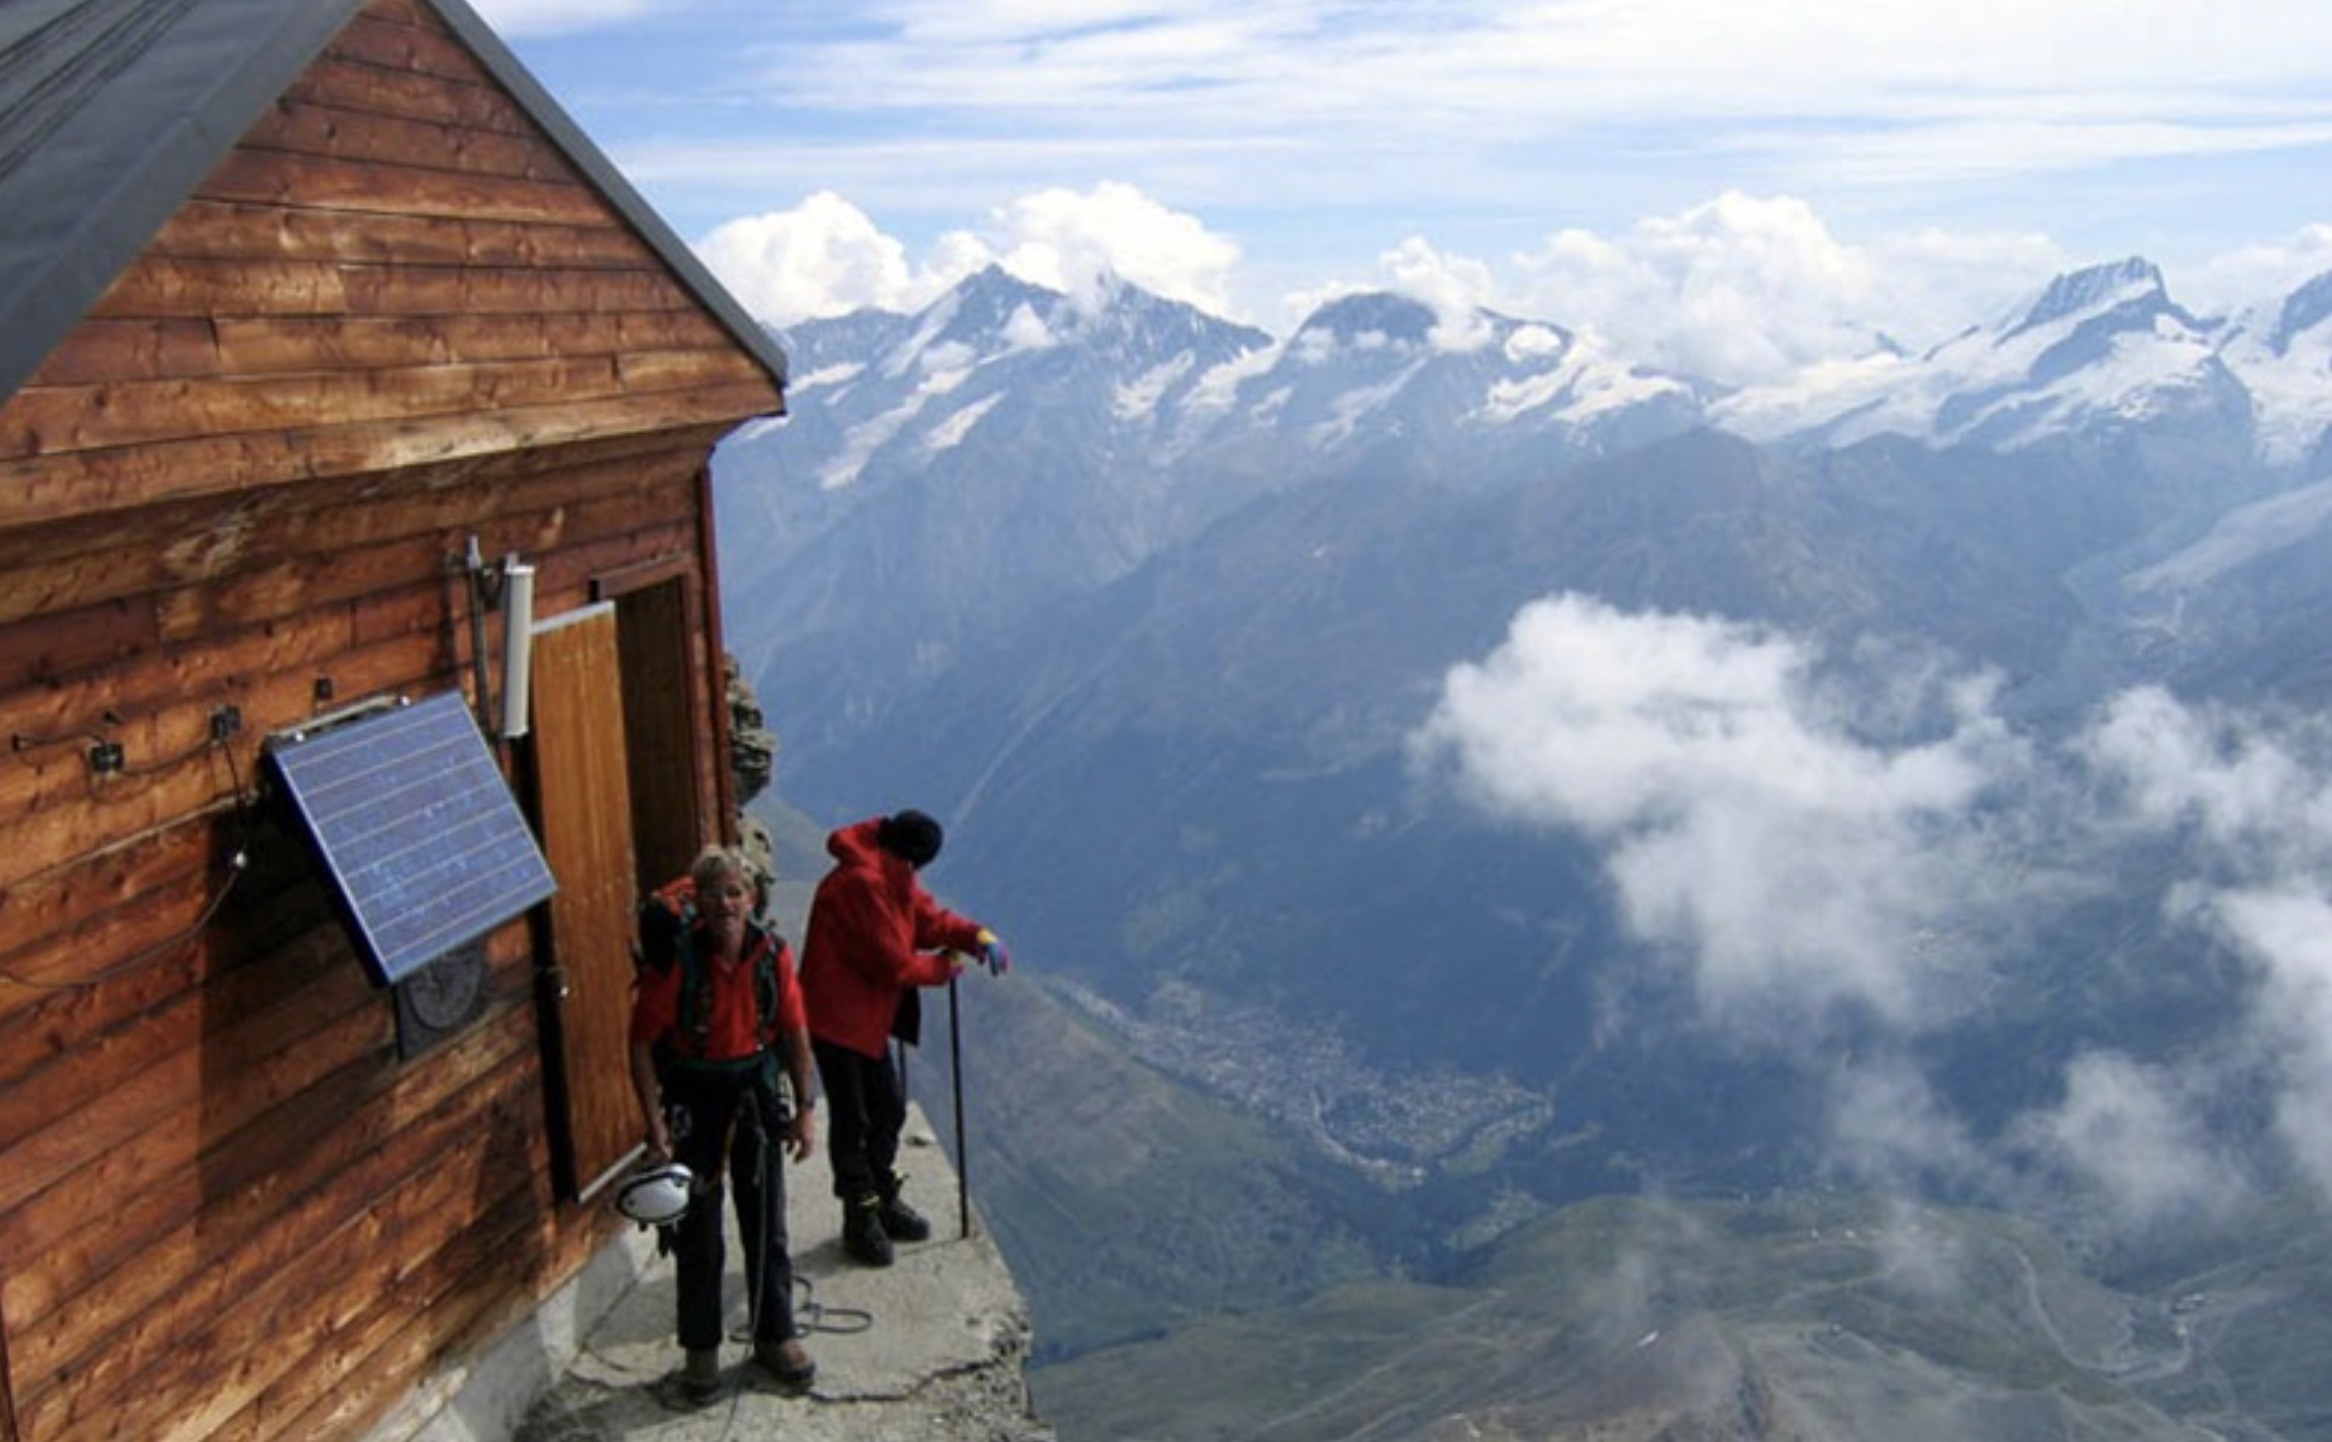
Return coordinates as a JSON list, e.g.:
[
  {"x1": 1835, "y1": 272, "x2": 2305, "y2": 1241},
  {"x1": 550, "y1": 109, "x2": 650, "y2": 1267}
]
[{"x1": 976, "y1": 928, "x2": 1011, "y2": 976}]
